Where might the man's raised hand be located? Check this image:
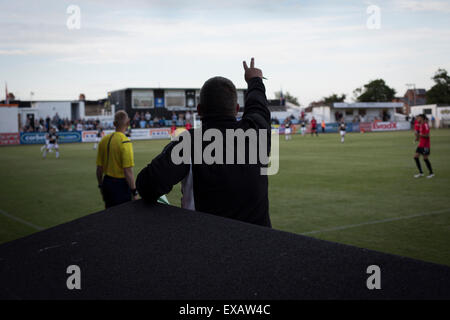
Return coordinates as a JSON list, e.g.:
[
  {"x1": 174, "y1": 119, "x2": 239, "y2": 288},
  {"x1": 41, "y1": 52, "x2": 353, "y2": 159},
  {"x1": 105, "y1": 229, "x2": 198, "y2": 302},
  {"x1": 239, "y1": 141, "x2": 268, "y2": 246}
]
[{"x1": 243, "y1": 57, "x2": 263, "y2": 83}]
